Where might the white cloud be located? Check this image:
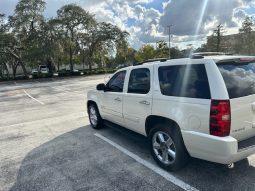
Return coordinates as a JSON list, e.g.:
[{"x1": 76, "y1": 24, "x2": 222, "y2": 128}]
[
  {"x1": 160, "y1": 0, "x2": 255, "y2": 36},
  {"x1": 1, "y1": 0, "x2": 255, "y2": 49}
]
